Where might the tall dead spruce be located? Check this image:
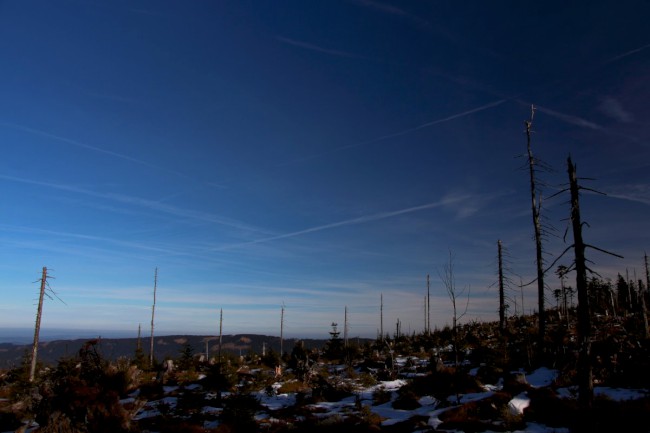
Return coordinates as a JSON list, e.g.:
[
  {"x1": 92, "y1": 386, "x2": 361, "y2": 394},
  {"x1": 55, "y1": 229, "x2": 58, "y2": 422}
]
[
  {"x1": 639, "y1": 252, "x2": 650, "y2": 338},
  {"x1": 426, "y1": 274, "x2": 431, "y2": 335},
  {"x1": 280, "y1": 303, "x2": 285, "y2": 357},
  {"x1": 545, "y1": 157, "x2": 622, "y2": 410},
  {"x1": 524, "y1": 106, "x2": 548, "y2": 350},
  {"x1": 149, "y1": 267, "x2": 158, "y2": 366},
  {"x1": 29, "y1": 267, "x2": 64, "y2": 382},
  {"x1": 567, "y1": 158, "x2": 594, "y2": 409},
  {"x1": 498, "y1": 240, "x2": 506, "y2": 332}
]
